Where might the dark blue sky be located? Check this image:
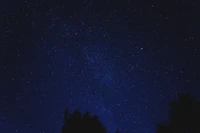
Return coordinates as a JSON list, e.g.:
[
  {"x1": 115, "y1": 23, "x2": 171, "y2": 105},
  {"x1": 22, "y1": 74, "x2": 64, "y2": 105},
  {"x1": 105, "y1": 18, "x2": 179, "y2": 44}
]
[{"x1": 1, "y1": 0, "x2": 200, "y2": 133}]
